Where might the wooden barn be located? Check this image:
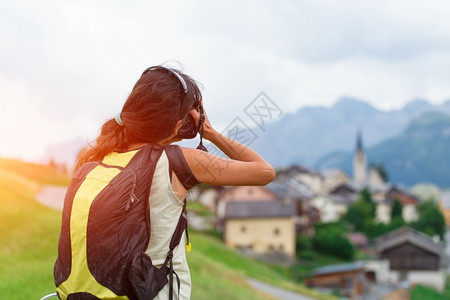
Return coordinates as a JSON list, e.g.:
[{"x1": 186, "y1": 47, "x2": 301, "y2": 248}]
[
  {"x1": 306, "y1": 262, "x2": 369, "y2": 299},
  {"x1": 375, "y1": 227, "x2": 447, "y2": 291},
  {"x1": 376, "y1": 227, "x2": 445, "y2": 271}
]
